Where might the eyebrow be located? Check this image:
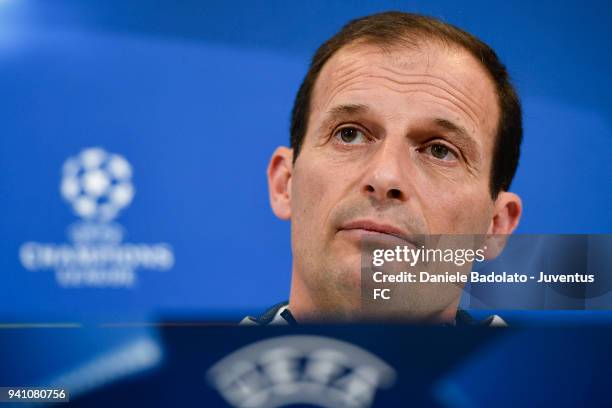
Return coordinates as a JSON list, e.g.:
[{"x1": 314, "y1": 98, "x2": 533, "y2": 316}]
[
  {"x1": 318, "y1": 104, "x2": 371, "y2": 133},
  {"x1": 434, "y1": 118, "x2": 470, "y2": 139},
  {"x1": 329, "y1": 103, "x2": 370, "y2": 116}
]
